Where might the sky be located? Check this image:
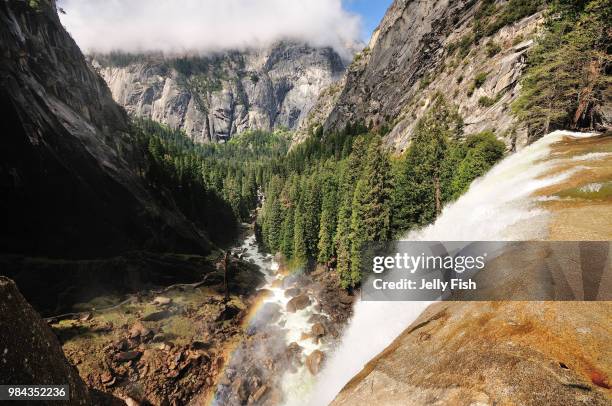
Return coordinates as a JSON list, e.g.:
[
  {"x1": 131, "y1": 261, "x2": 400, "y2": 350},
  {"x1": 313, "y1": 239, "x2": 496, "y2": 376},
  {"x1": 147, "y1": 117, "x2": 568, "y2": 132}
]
[
  {"x1": 58, "y1": 0, "x2": 393, "y2": 58},
  {"x1": 343, "y1": 0, "x2": 394, "y2": 41}
]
